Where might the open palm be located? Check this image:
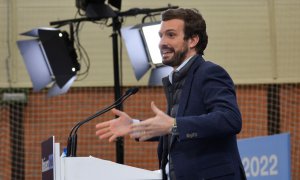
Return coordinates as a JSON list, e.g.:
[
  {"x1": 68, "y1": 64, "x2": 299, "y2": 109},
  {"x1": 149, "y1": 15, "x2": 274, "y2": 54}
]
[{"x1": 96, "y1": 108, "x2": 132, "y2": 142}]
